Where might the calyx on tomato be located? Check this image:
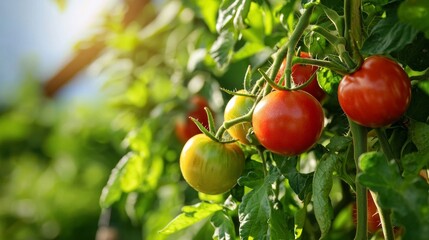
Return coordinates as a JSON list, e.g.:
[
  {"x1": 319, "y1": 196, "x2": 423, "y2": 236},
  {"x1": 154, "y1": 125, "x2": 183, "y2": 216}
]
[
  {"x1": 338, "y1": 55, "x2": 411, "y2": 128},
  {"x1": 275, "y1": 52, "x2": 326, "y2": 102},
  {"x1": 180, "y1": 134, "x2": 245, "y2": 195},
  {"x1": 175, "y1": 95, "x2": 211, "y2": 143},
  {"x1": 252, "y1": 90, "x2": 324, "y2": 156},
  {"x1": 224, "y1": 90, "x2": 255, "y2": 144}
]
